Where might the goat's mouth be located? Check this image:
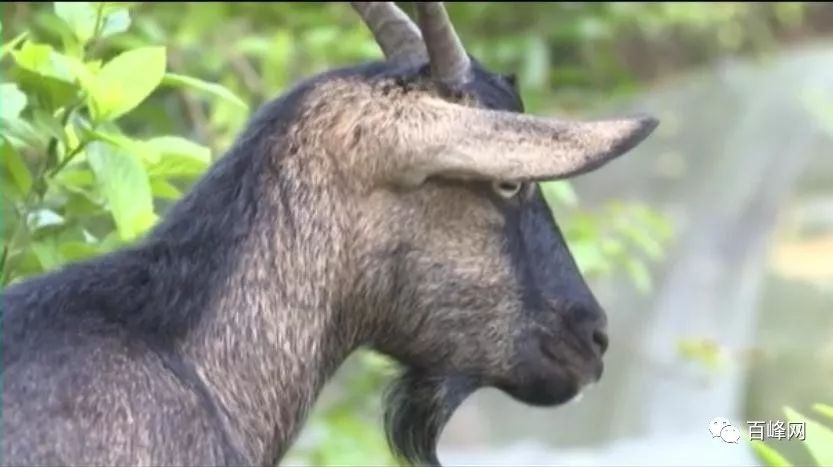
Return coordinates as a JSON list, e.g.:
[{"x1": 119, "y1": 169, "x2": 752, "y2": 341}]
[
  {"x1": 498, "y1": 371, "x2": 581, "y2": 407},
  {"x1": 498, "y1": 333, "x2": 604, "y2": 407},
  {"x1": 539, "y1": 338, "x2": 605, "y2": 384}
]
